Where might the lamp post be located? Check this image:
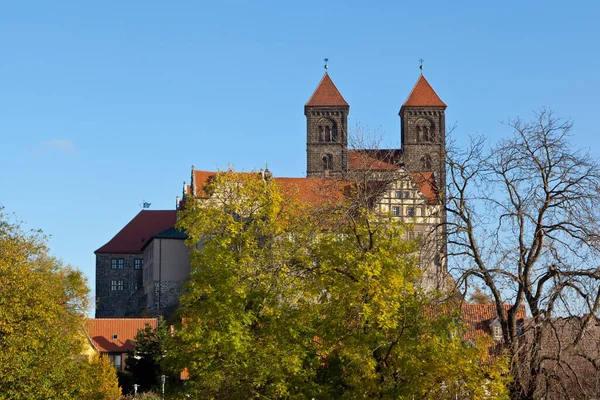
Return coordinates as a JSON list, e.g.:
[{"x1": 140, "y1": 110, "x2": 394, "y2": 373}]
[{"x1": 161, "y1": 375, "x2": 166, "y2": 399}]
